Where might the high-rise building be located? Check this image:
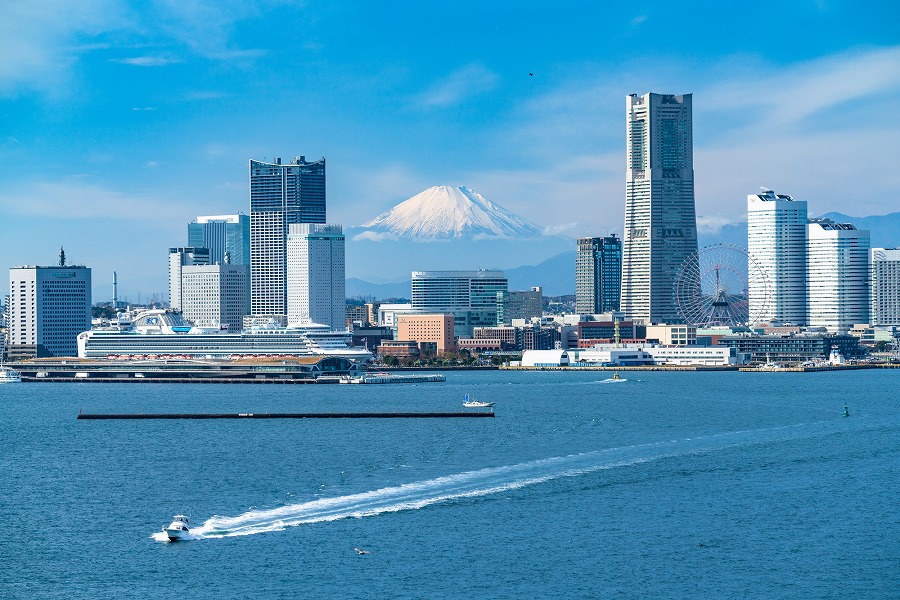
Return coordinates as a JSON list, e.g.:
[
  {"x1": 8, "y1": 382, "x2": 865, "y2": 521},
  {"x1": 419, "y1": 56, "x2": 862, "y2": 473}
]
[
  {"x1": 8, "y1": 265, "x2": 91, "y2": 359},
  {"x1": 188, "y1": 214, "x2": 250, "y2": 266},
  {"x1": 807, "y1": 219, "x2": 870, "y2": 332},
  {"x1": 250, "y1": 156, "x2": 326, "y2": 318},
  {"x1": 870, "y1": 248, "x2": 900, "y2": 326},
  {"x1": 747, "y1": 190, "x2": 808, "y2": 325},
  {"x1": 576, "y1": 236, "x2": 622, "y2": 314},
  {"x1": 286, "y1": 223, "x2": 345, "y2": 330},
  {"x1": 411, "y1": 270, "x2": 508, "y2": 337},
  {"x1": 180, "y1": 264, "x2": 249, "y2": 330},
  {"x1": 497, "y1": 287, "x2": 543, "y2": 325},
  {"x1": 621, "y1": 92, "x2": 697, "y2": 324},
  {"x1": 168, "y1": 247, "x2": 210, "y2": 310}
]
